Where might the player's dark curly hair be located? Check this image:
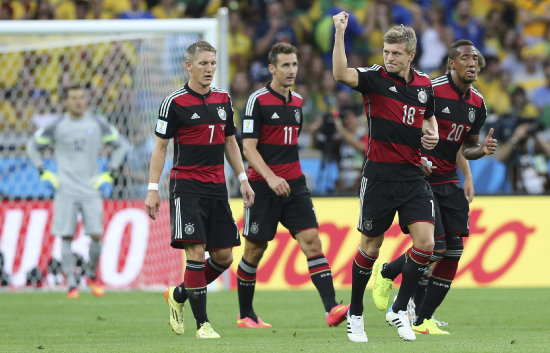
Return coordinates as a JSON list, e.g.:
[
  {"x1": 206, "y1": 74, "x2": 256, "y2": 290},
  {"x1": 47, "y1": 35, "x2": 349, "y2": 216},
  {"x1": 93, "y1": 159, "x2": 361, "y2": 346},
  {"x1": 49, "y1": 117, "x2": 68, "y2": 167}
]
[{"x1": 268, "y1": 42, "x2": 297, "y2": 66}]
